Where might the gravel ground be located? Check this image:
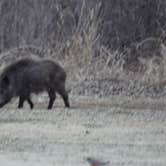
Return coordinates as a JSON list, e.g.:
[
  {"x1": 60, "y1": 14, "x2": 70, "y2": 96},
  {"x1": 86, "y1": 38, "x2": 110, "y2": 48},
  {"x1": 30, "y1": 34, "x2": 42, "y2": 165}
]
[{"x1": 0, "y1": 95, "x2": 166, "y2": 166}]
